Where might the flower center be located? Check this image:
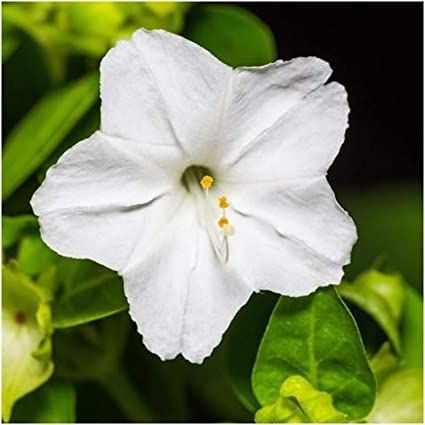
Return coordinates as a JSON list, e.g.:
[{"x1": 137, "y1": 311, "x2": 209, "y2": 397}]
[{"x1": 181, "y1": 166, "x2": 234, "y2": 263}]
